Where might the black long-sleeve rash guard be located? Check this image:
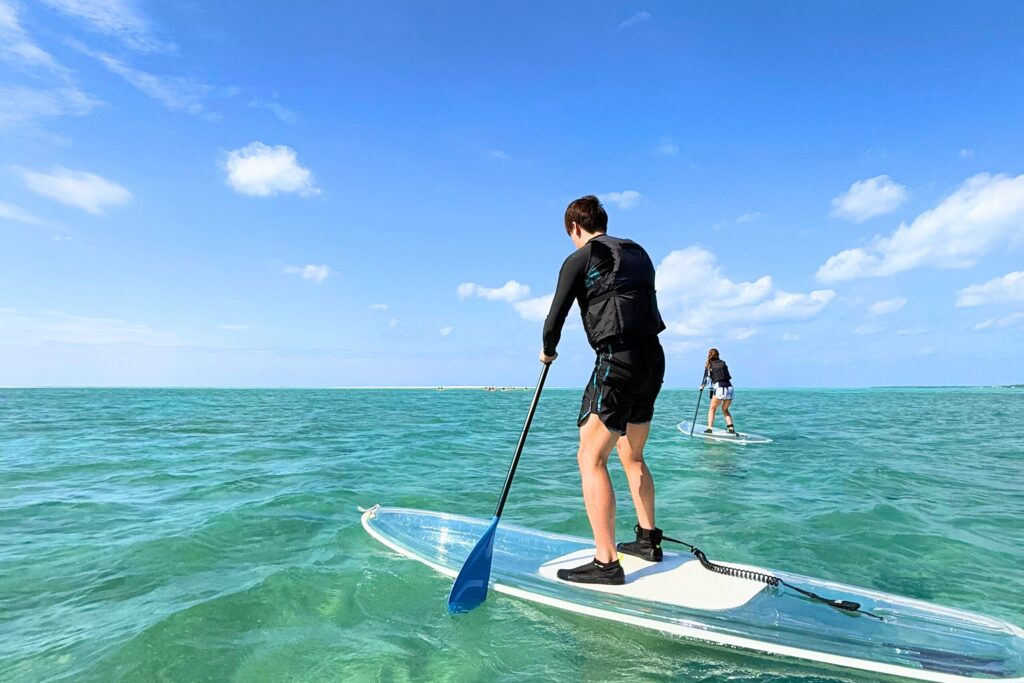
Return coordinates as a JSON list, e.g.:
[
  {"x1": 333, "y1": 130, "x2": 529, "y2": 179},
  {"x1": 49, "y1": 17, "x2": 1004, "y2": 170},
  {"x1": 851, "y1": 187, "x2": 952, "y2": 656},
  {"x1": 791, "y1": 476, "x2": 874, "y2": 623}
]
[{"x1": 541, "y1": 238, "x2": 614, "y2": 357}]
